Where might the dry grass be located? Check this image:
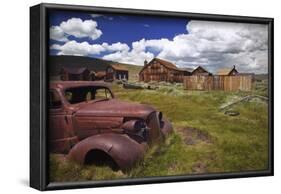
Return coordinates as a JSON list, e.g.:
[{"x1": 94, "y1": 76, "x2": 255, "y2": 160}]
[{"x1": 50, "y1": 81, "x2": 269, "y2": 182}]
